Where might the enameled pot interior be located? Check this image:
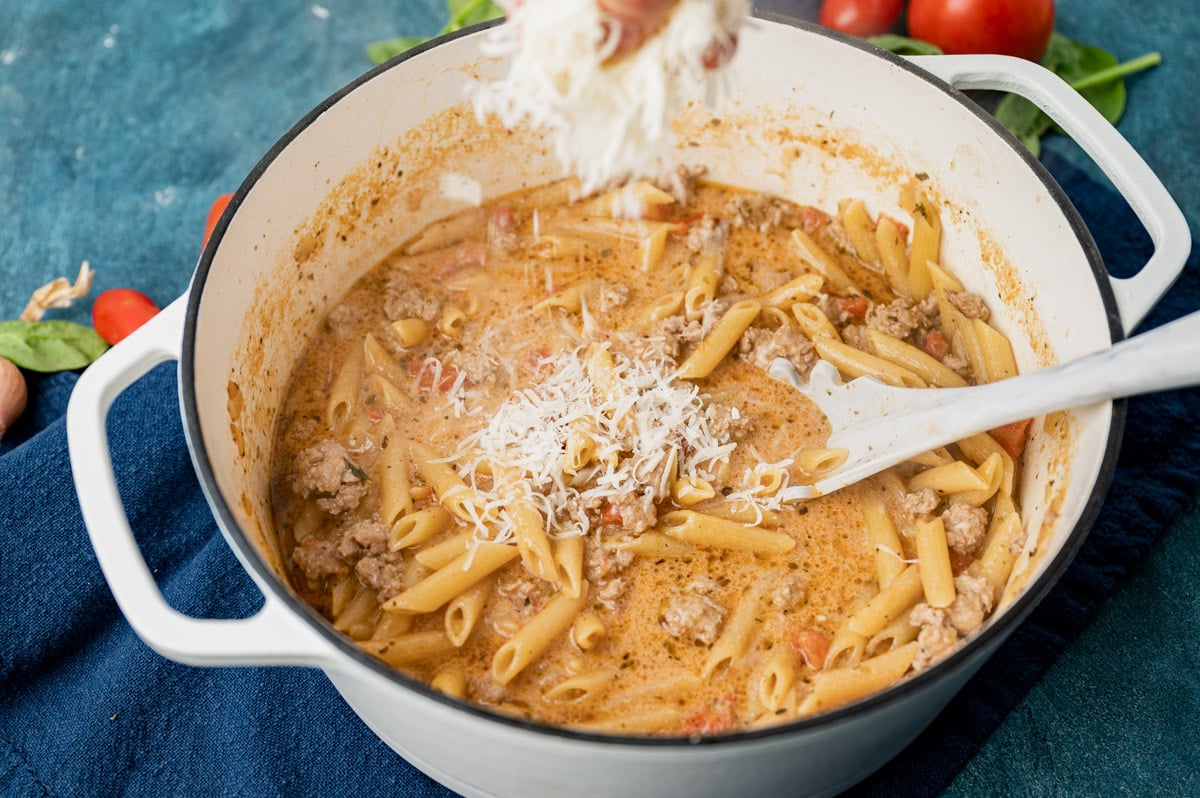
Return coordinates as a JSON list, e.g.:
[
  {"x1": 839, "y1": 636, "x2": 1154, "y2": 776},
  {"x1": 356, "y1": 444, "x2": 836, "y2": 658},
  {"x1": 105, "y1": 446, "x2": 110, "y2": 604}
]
[{"x1": 182, "y1": 16, "x2": 1124, "y2": 743}]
